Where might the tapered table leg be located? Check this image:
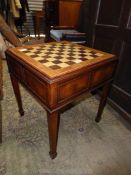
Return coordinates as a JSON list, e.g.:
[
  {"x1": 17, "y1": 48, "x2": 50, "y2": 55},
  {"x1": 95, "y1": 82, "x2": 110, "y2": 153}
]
[
  {"x1": 47, "y1": 111, "x2": 60, "y2": 159},
  {"x1": 95, "y1": 82, "x2": 111, "y2": 122},
  {"x1": 10, "y1": 75, "x2": 24, "y2": 116}
]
